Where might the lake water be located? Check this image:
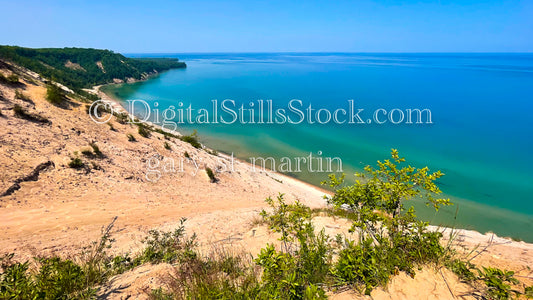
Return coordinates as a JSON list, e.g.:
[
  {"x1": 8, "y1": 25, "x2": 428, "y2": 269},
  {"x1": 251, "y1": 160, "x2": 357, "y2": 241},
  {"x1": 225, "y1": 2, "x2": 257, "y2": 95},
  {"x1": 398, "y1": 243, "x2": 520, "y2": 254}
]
[{"x1": 103, "y1": 53, "x2": 533, "y2": 241}]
